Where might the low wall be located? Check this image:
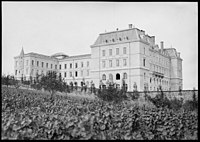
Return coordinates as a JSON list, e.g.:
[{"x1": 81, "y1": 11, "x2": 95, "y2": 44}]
[{"x1": 127, "y1": 90, "x2": 198, "y2": 102}]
